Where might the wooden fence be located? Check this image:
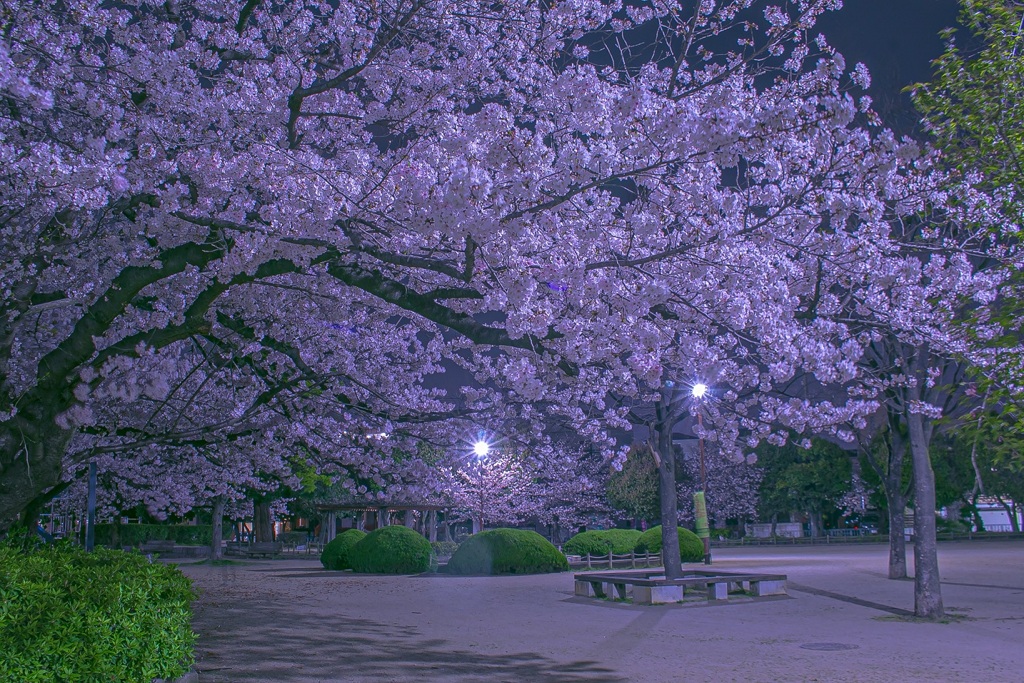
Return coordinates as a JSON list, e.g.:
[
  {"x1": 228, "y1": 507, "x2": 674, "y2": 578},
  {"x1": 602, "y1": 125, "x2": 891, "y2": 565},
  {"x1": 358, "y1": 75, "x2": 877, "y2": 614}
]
[{"x1": 566, "y1": 550, "x2": 663, "y2": 571}]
